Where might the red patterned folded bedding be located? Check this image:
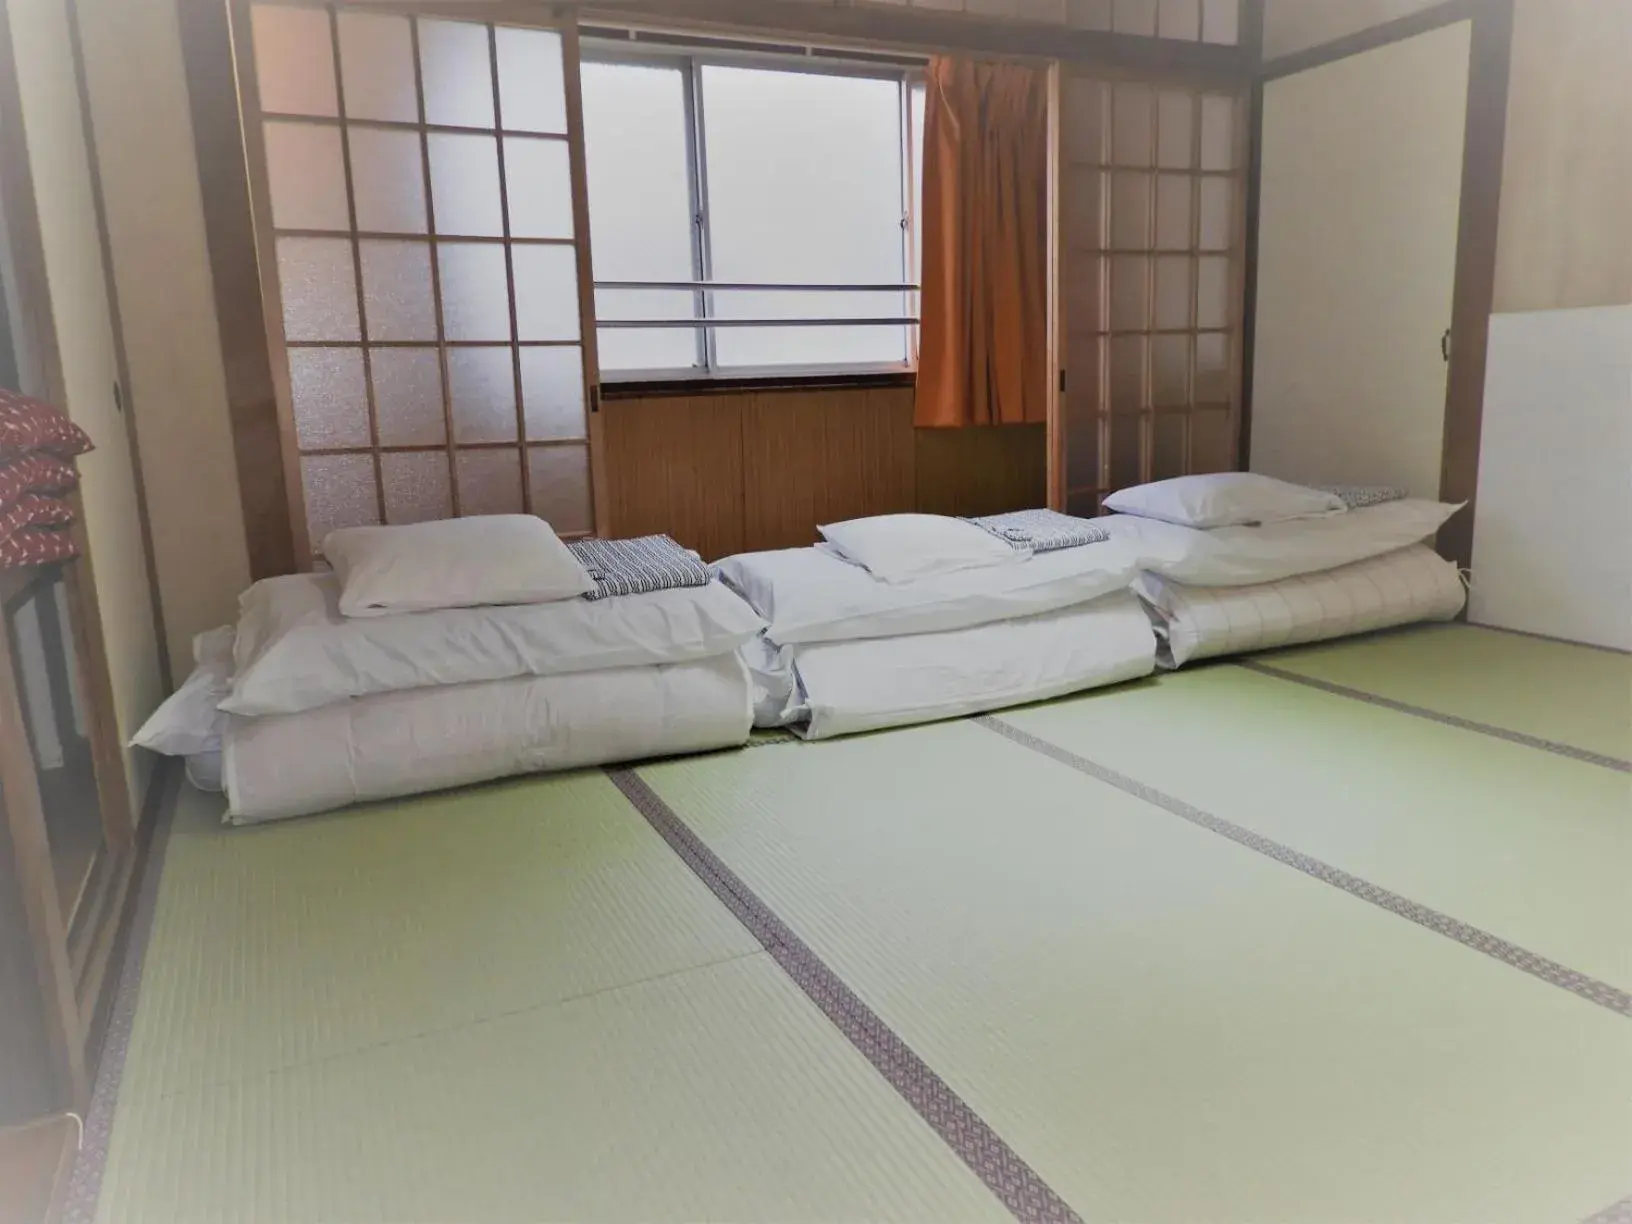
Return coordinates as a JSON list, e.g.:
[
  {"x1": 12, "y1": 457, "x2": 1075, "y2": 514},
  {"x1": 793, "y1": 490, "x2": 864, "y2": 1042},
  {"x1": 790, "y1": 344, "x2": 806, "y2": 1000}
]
[
  {"x1": 0, "y1": 494, "x2": 79, "y2": 570},
  {"x1": 0, "y1": 389, "x2": 93, "y2": 460},
  {"x1": 0, "y1": 453, "x2": 78, "y2": 510}
]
